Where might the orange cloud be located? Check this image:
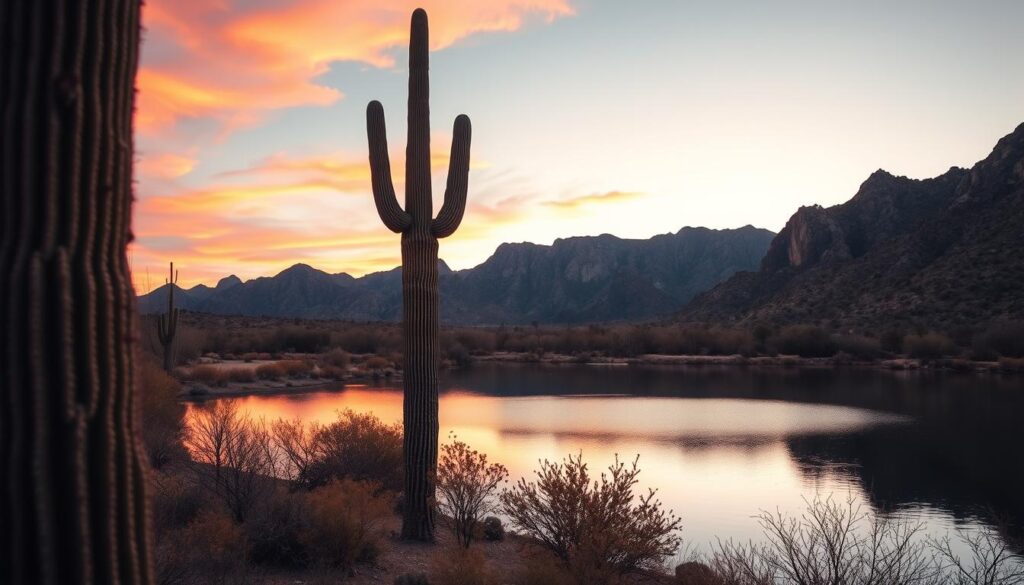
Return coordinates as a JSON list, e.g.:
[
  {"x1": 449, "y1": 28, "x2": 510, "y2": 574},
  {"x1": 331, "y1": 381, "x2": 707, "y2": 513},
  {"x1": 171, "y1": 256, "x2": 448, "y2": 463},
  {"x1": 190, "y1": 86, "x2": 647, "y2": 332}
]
[
  {"x1": 543, "y1": 190, "x2": 644, "y2": 210},
  {"x1": 138, "y1": 0, "x2": 574, "y2": 136},
  {"x1": 136, "y1": 152, "x2": 198, "y2": 180},
  {"x1": 131, "y1": 146, "x2": 511, "y2": 290}
]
